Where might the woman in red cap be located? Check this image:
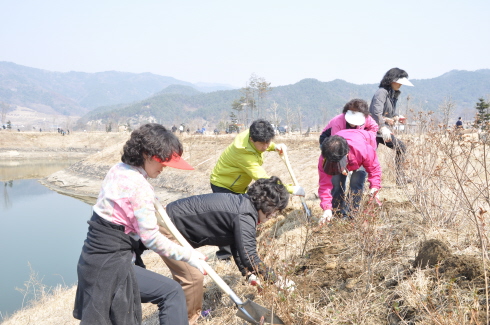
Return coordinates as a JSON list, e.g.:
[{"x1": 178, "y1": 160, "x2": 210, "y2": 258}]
[{"x1": 74, "y1": 123, "x2": 205, "y2": 325}]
